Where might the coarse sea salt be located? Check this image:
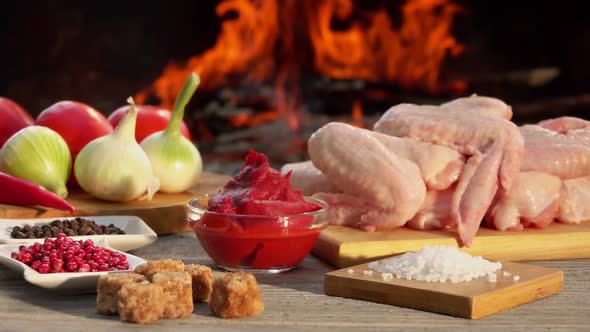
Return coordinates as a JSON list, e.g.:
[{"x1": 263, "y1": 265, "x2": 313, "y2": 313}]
[
  {"x1": 381, "y1": 273, "x2": 394, "y2": 281},
  {"x1": 368, "y1": 246, "x2": 502, "y2": 283}
]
